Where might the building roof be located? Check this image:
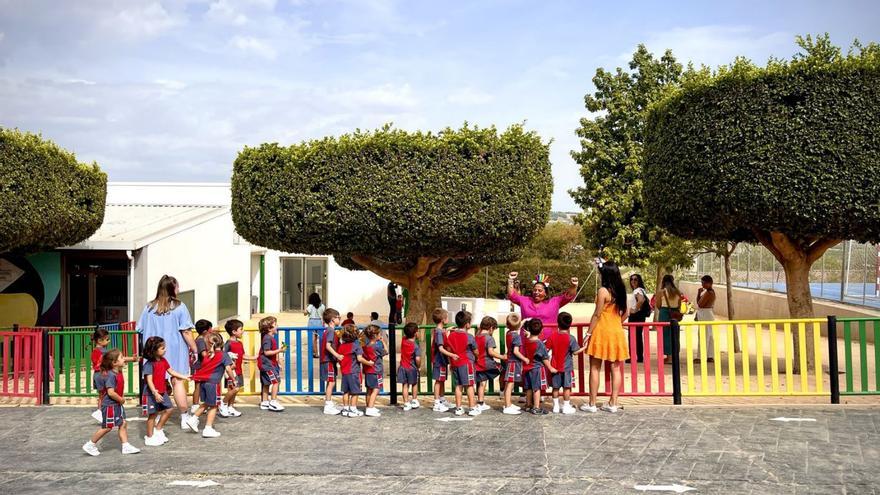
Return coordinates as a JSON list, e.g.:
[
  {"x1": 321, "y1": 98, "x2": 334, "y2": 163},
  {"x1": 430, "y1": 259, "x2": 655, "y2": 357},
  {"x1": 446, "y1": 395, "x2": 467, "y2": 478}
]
[{"x1": 62, "y1": 204, "x2": 229, "y2": 251}]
